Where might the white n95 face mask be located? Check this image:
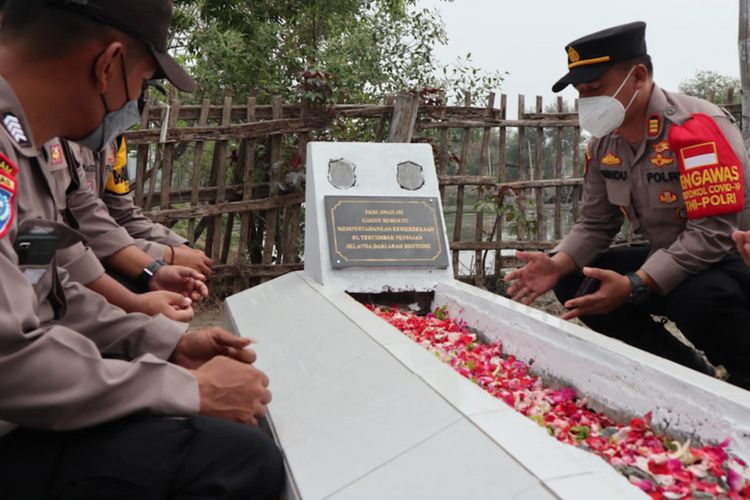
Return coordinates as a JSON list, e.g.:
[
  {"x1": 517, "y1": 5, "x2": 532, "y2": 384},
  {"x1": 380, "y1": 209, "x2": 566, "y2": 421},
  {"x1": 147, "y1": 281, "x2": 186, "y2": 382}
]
[{"x1": 577, "y1": 66, "x2": 639, "y2": 138}]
